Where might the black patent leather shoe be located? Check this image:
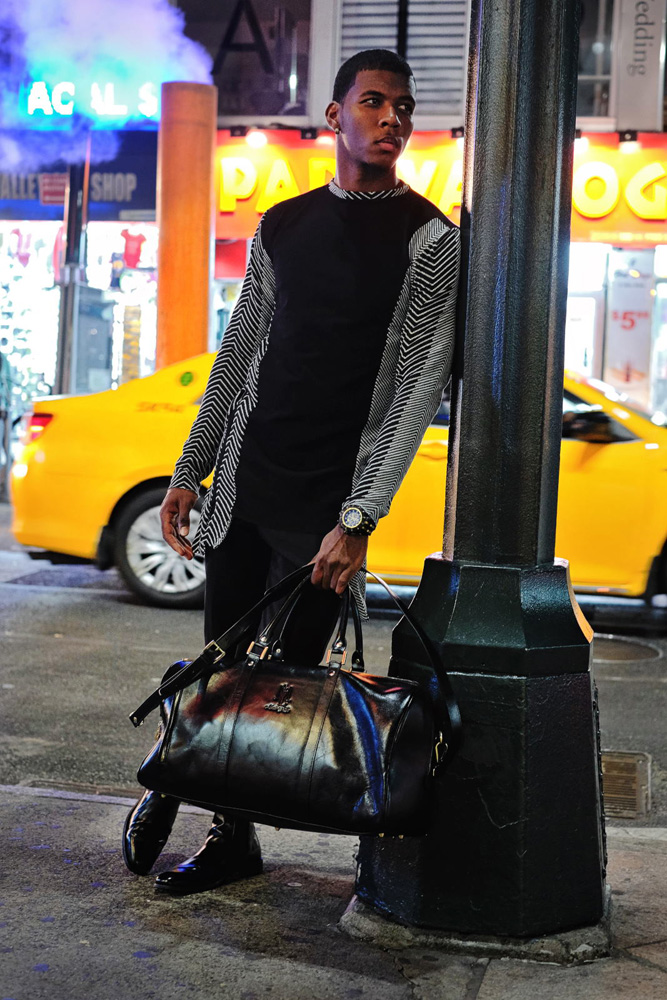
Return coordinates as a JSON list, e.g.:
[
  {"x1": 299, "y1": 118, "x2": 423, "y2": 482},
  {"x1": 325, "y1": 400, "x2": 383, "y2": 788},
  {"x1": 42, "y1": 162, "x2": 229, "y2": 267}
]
[
  {"x1": 122, "y1": 790, "x2": 180, "y2": 875},
  {"x1": 154, "y1": 816, "x2": 262, "y2": 895}
]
